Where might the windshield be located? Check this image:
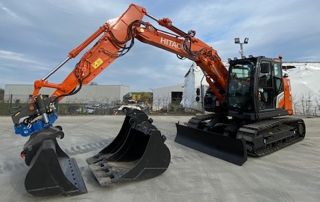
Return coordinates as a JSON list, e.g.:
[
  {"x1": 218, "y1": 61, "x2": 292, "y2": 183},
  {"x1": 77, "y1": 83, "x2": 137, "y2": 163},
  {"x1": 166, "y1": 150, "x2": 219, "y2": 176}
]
[{"x1": 227, "y1": 63, "x2": 253, "y2": 111}]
